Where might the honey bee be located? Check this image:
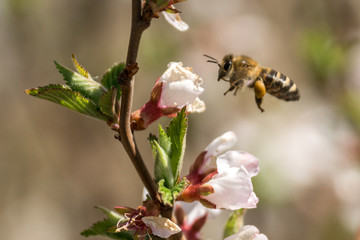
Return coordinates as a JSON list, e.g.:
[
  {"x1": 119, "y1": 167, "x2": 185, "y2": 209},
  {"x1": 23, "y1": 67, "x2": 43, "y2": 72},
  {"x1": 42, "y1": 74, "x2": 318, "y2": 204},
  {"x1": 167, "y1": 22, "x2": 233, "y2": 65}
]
[{"x1": 204, "y1": 54, "x2": 300, "y2": 112}]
